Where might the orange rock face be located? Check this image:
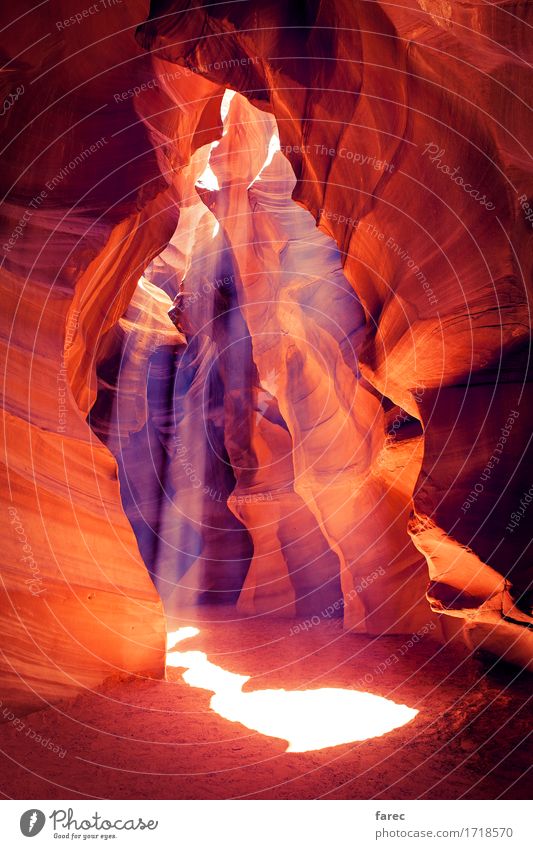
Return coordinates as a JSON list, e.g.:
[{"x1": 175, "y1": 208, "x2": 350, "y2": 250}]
[
  {"x1": 1, "y1": 0, "x2": 531, "y2": 715},
  {"x1": 136, "y1": 0, "x2": 533, "y2": 664}
]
